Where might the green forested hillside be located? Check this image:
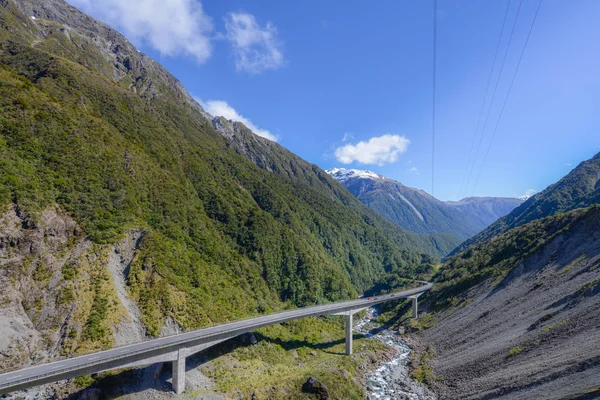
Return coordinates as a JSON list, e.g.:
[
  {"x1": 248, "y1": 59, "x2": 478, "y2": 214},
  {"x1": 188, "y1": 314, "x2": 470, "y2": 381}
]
[
  {"x1": 453, "y1": 152, "x2": 600, "y2": 255},
  {"x1": 429, "y1": 205, "x2": 600, "y2": 309},
  {"x1": 0, "y1": 0, "x2": 439, "y2": 336}
]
